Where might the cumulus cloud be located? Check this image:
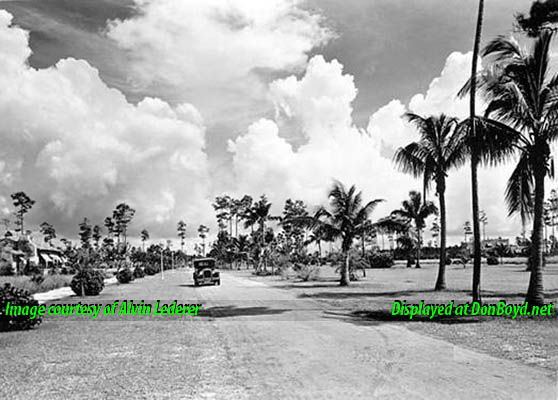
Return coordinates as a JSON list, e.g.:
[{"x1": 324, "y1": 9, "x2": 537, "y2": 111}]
[
  {"x1": 230, "y1": 53, "x2": 524, "y2": 244},
  {"x1": 229, "y1": 55, "x2": 415, "y2": 221},
  {"x1": 106, "y1": 0, "x2": 333, "y2": 122},
  {"x1": 0, "y1": 10, "x2": 212, "y2": 238}
]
